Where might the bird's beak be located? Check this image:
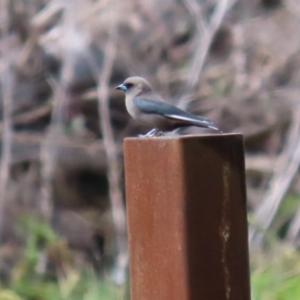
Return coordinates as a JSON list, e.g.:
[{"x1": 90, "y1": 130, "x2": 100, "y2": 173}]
[{"x1": 116, "y1": 83, "x2": 127, "y2": 91}]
